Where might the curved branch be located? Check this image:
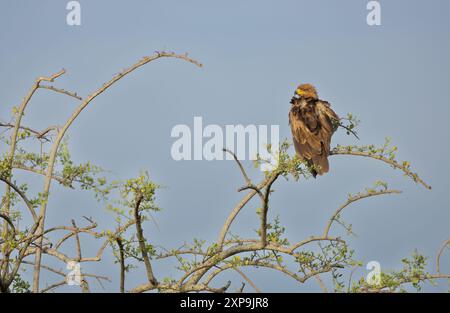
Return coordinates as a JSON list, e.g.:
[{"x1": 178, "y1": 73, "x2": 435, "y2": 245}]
[
  {"x1": 0, "y1": 213, "x2": 15, "y2": 235},
  {"x1": 436, "y1": 237, "x2": 450, "y2": 274},
  {"x1": 204, "y1": 260, "x2": 339, "y2": 287},
  {"x1": 232, "y1": 267, "x2": 261, "y2": 293},
  {"x1": 0, "y1": 177, "x2": 38, "y2": 221},
  {"x1": 323, "y1": 189, "x2": 402, "y2": 237},
  {"x1": 1, "y1": 69, "x2": 65, "y2": 282},
  {"x1": 32, "y1": 51, "x2": 202, "y2": 292},
  {"x1": 288, "y1": 236, "x2": 344, "y2": 253},
  {"x1": 223, "y1": 149, "x2": 252, "y2": 187},
  {"x1": 330, "y1": 148, "x2": 431, "y2": 190}
]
